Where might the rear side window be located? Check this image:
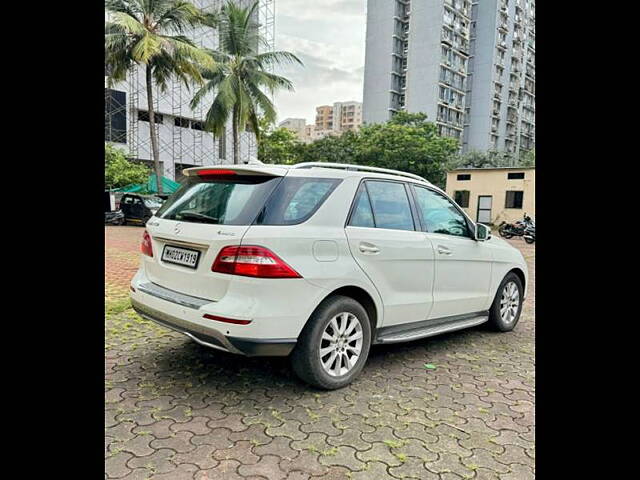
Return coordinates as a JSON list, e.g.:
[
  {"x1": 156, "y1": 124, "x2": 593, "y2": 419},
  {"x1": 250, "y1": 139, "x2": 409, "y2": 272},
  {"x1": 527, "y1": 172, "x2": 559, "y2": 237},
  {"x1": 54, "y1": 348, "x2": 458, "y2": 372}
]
[
  {"x1": 256, "y1": 177, "x2": 341, "y2": 225},
  {"x1": 363, "y1": 180, "x2": 414, "y2": 231}
]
